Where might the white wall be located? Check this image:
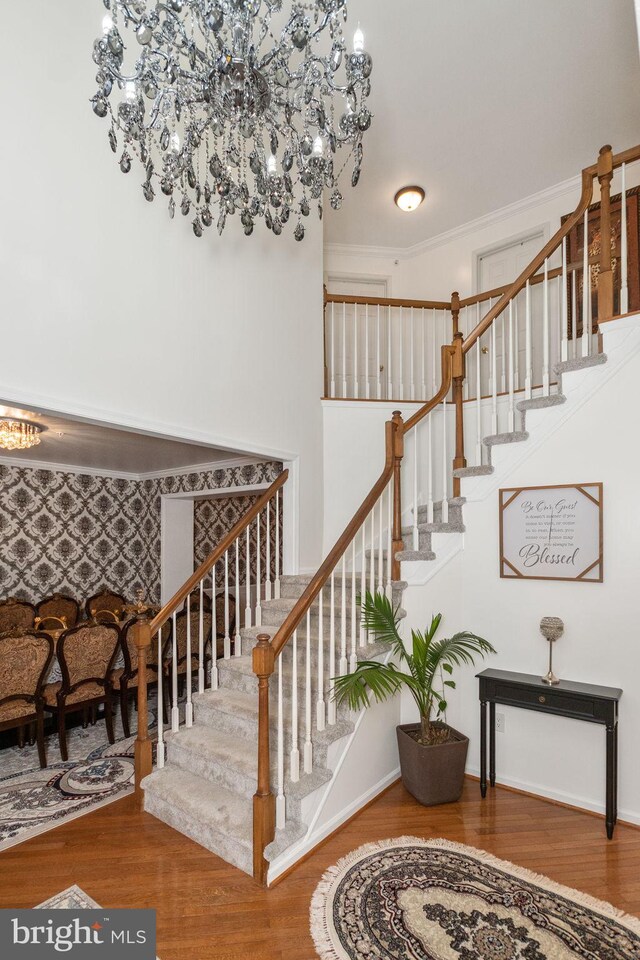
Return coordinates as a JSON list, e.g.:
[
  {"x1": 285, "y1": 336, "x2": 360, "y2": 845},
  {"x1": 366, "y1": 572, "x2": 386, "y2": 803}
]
[
  {"x1": 0, "y1": 5, "x2": 324, "y2": 572},
  {"x1": 402, "y1": 333, "x2": 640, "y2": 825}
]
